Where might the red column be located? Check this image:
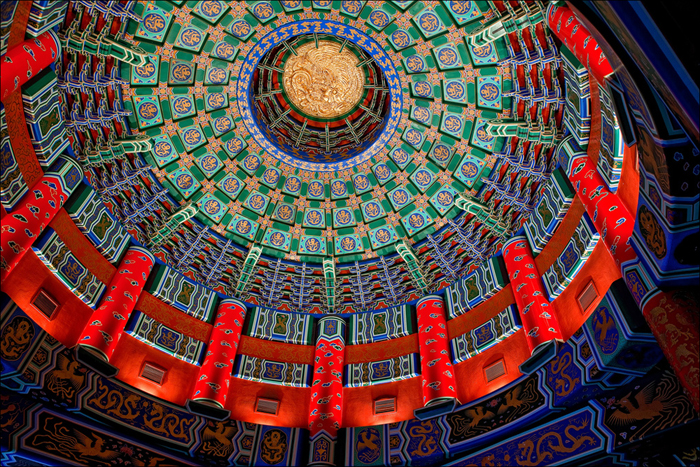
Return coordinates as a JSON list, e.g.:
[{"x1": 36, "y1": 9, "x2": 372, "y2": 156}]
[
  {"x1": 564, "y1": 150, "x2": 699, "y2": 411},
  {"x1": 1, "y1": 30, "x2": 60, "y2": 102},
  {"x1": 415, "y1": 295, "x2": 459, "y2": 410},
  {"x1": 190, "y1": 298, "x2": 247, "y2": 409},
  {"x1": 502, "y1": 236, "x2": 563, "y2": 354},
  {"x1": 77, "y1": 246, "x2": 155, "y2": 360},
  {"x1": 308, "y1": 316, "x2": 346, "y2": 467},
  {"x1": 566, "y1": 151, "x2": 637, "y2": 267},
  {"x1": 1, "y1": 157, "x2": 83, "y2": 282},
  {"x1": 642, "y1": 289, "x2": 699, "y2": 411},
  {"x1": 546, "y1": 3, "x2": 613, "y2": 83}
]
